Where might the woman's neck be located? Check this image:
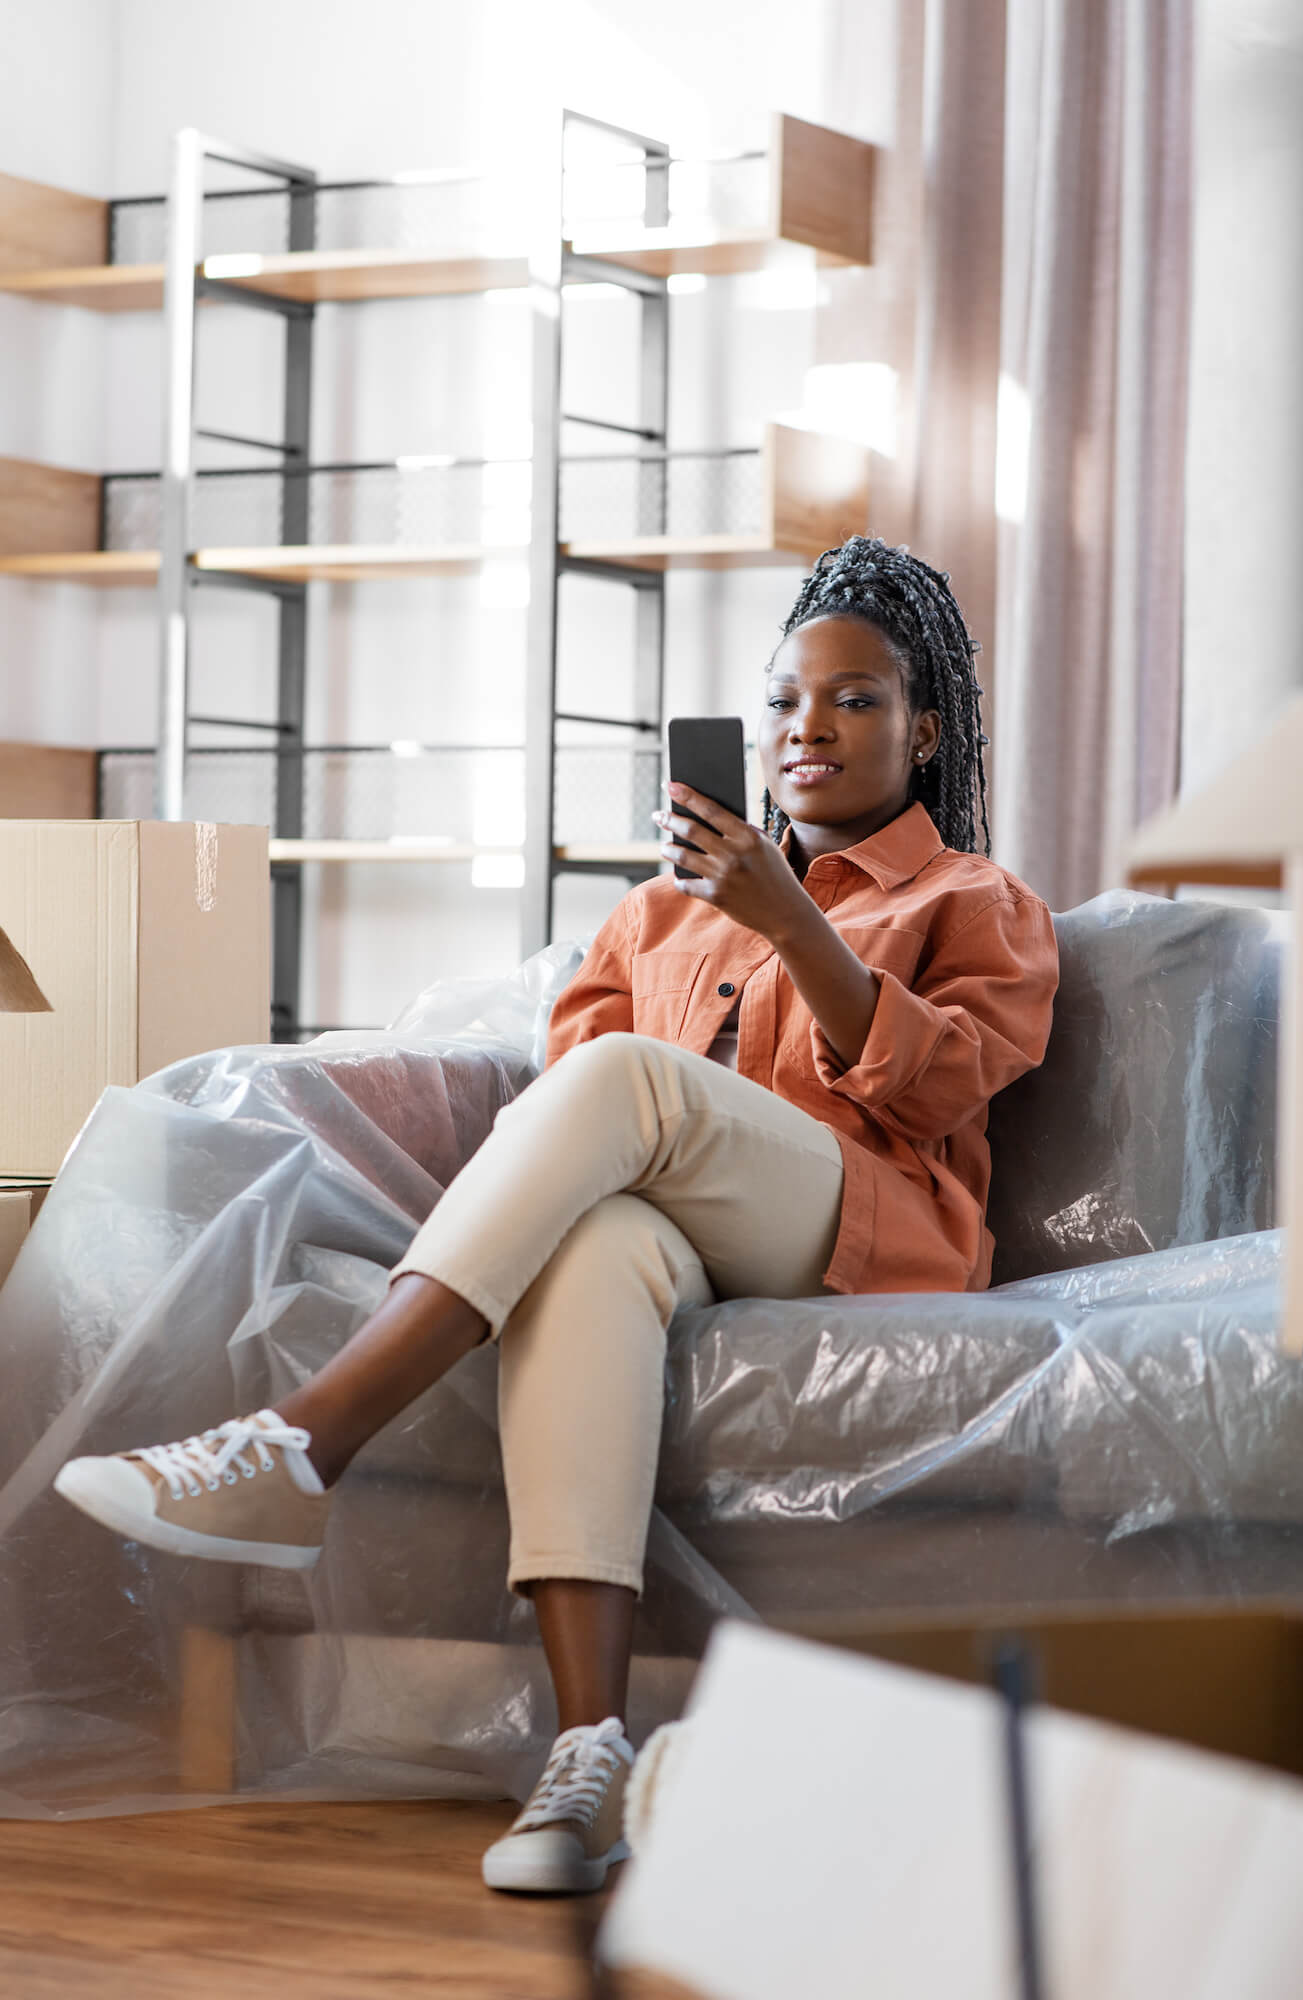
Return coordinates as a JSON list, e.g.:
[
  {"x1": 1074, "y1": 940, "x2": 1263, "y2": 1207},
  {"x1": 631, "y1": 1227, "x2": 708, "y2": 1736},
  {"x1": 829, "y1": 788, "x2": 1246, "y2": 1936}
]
[{"x1": 787, "y1": 796, "x2": 913, "y2": 877}]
